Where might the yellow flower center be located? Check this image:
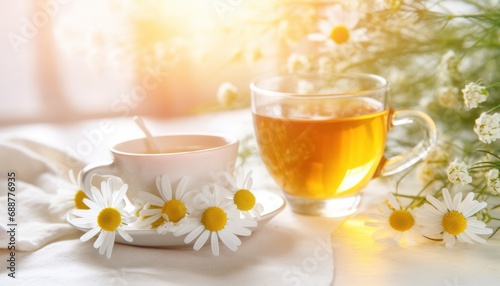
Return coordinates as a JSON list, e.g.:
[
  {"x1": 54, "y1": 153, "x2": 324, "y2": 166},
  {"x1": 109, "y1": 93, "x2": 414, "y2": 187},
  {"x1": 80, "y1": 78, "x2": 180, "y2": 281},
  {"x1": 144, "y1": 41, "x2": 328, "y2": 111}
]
[
  {"x1": 162, "y1": 199, "x2": 187, "y2": 223},
  {"x1": 201, "y1": 206, "x2": 227, "y2": 232},
  {"x1": 74, "y1": 190, "x2": 89, "y2": 210},
  {"x1": 442, "y1": 210, "x2": 467, "y2": 236},
  {"x1": 330, "y1": 25, "x2": 350, "y2": 44},
  {"x1": 97, "y1": 207, "x2": 122, "y2": 231},
  {"x1": 150, "y1": 216, "x2": 165, "y2": 229},
  {"x1": 389, "y1": 210, "x2": 415, "y2": 231},
  {"x1": 234, "y1": 189, "x2": 256, "y2": 211}
]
